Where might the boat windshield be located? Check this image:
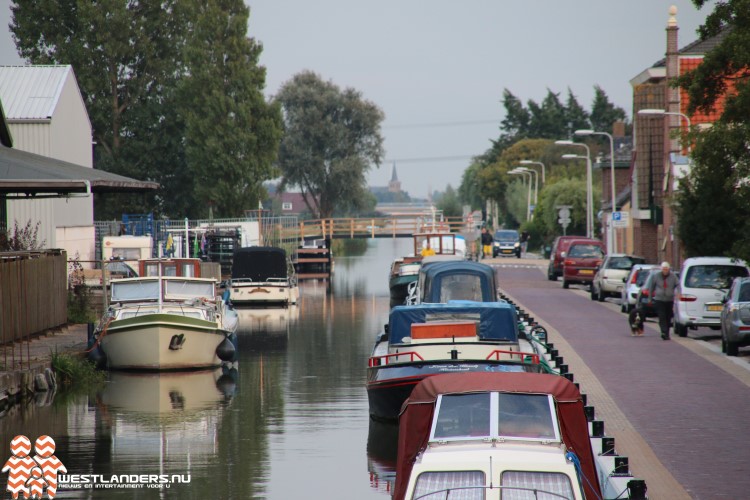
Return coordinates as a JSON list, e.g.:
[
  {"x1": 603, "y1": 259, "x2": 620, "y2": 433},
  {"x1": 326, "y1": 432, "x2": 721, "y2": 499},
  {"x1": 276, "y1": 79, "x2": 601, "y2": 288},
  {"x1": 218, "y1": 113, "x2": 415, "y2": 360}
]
[
  {"x1": 110, "y1": 279, "x2": 215, "y2": 302},
  {"x1": 439, "y1": 274, "x2": 483, "y2": 302},
  {"x1": 431, "y1": 392, "x2": 559, "y2": 442},
  {"x1": 164, "y1": 280, "x2": 215, "y2": 300}
]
